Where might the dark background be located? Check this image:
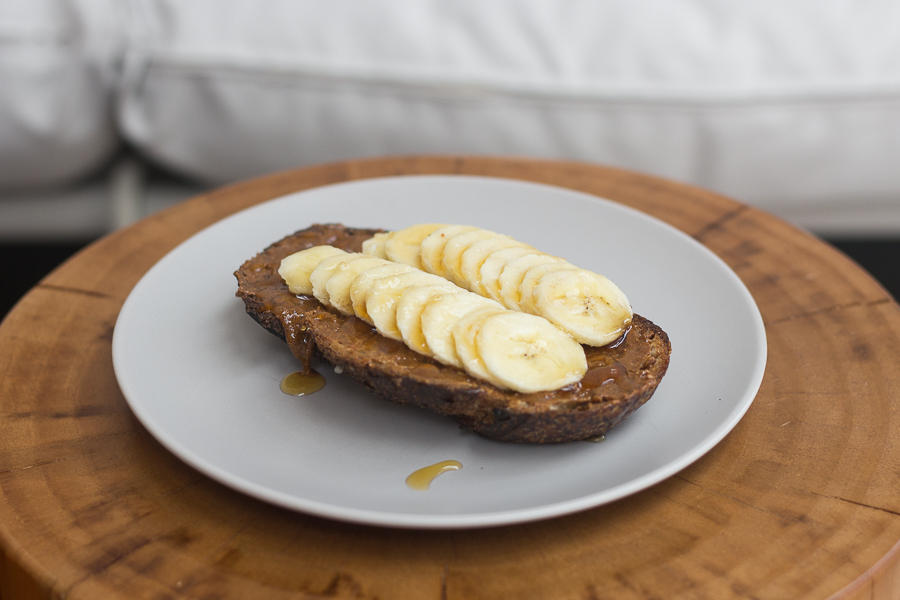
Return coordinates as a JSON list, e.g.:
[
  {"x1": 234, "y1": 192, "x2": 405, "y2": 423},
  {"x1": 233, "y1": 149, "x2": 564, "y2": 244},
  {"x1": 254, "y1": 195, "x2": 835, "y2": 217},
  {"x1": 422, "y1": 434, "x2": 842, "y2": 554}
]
[{"x1": 1, "y1": 237, "x2": 897, "y2": 321}]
